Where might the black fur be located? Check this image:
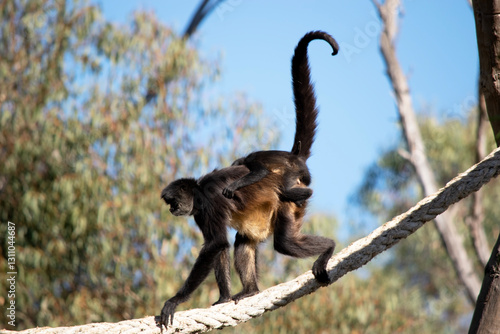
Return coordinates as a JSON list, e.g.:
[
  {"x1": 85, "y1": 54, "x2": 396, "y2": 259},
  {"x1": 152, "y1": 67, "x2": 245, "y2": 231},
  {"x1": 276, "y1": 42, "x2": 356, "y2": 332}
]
[
  {"x1": 274, "y1": 203, "x2": 336, "y2": 283},
  {"x1": 157, "y1": 164, "x2": 316, "y2": 328},
  {"x1": 158, "y1": 166, "x2": 248, "y2": 328},
  {"x1": 222, "y1": 31, "x2": 339, "y2": 200},
  {"x1": 232, "y1": 233, "x2": 260, "y2": 302},
  {"x1": 291, "y1": 31, "x2": 339, "y2": 158}
]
